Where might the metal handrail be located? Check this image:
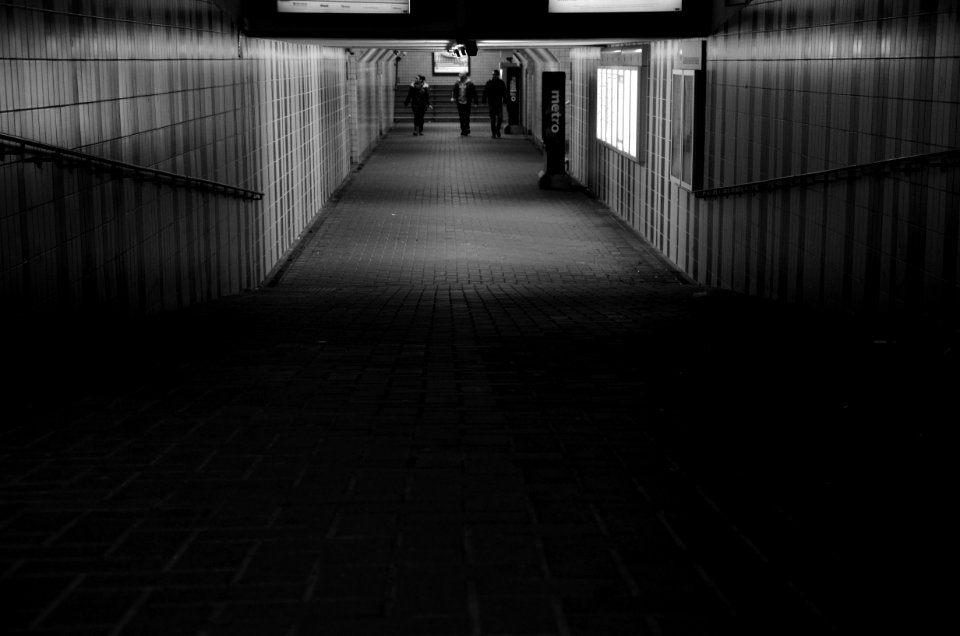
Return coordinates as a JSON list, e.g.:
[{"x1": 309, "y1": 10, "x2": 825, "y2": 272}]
[
  {"x1": 0, "y1": 132, "x2": 263, "y2": 200},
  {"x1": 694, "y1": 149, "x2": 960, "y2": 199}
]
